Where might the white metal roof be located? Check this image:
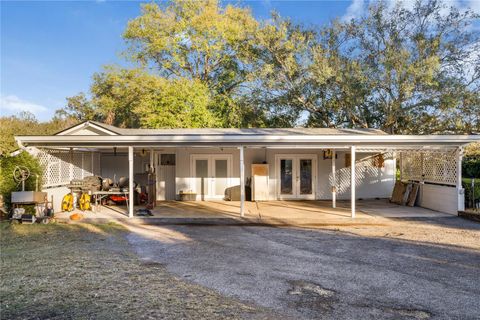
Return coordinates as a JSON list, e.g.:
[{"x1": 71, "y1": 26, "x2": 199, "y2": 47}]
[{"x1": 15, "y1": 121, "x2": 479, "y2": 149}]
